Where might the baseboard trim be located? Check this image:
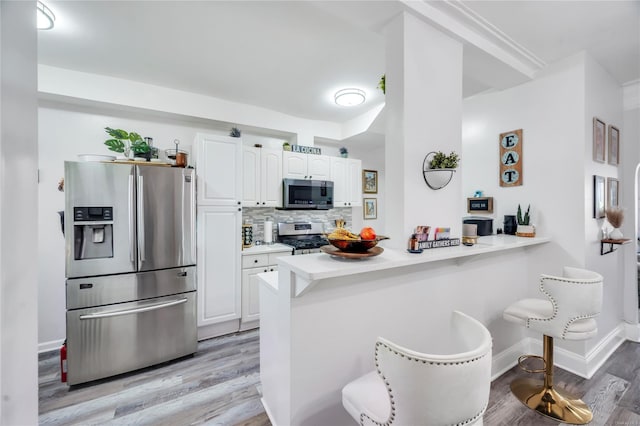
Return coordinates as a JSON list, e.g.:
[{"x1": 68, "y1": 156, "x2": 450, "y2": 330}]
[
  {"x1": 261, "y1": 397, "x2": 278, "y2": 426},
  {"x1": 197, "y1": 320, "x2": 240, "y2": 341},
  {"x1": 624, "y1": 322, "x2": 640, "y2": 342},
  {"x1": 492, "y1": 324, "x2": 627, "y2": 380},
  {"x1": 581, "y1": 324, "x2": 627, "y2": 378},
  {"x1": 39, "y1": 338, "x2": 65, "y2": 354},
  {"x1": 491, "y1": 338, "x2": 533, "y2": 381}
]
